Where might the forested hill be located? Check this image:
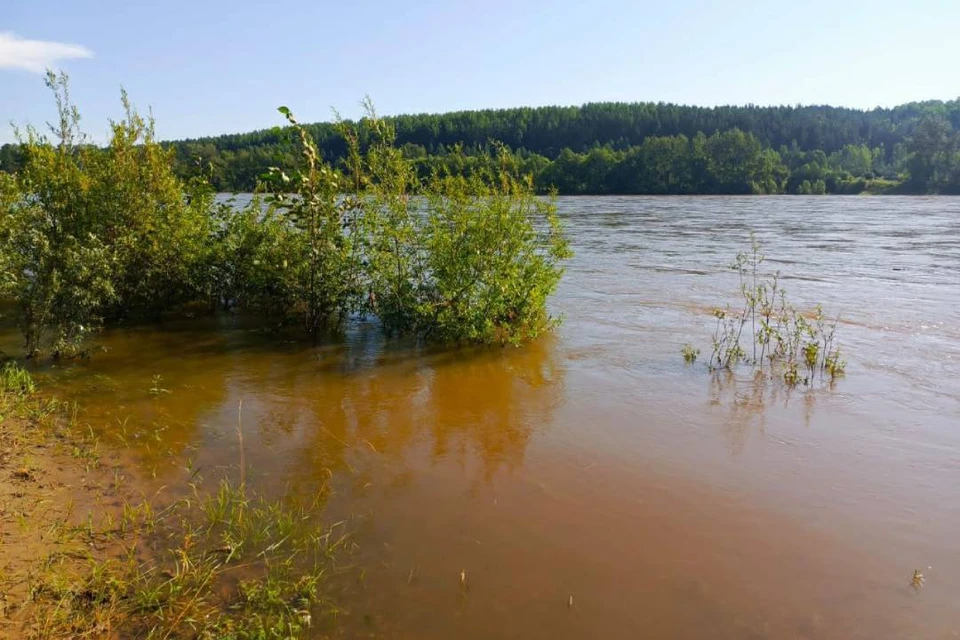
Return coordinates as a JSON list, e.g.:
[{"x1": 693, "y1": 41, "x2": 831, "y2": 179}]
[
  {"x1": 180, "y1": 101, "x2": 960, "y2": 159},
  {"x1": 5, "y1": 100, "x2": 960, "y2": 194}
]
